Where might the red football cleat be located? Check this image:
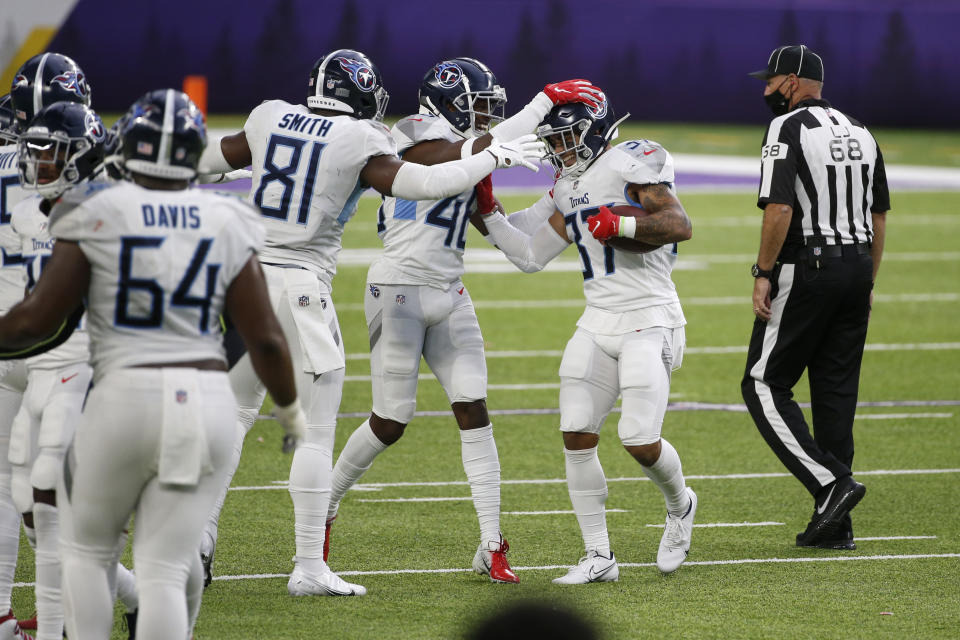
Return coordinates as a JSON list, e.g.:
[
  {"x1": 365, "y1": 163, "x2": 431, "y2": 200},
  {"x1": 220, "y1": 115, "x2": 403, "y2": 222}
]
[
  {"x1": 0, "y1": 610, "x2": 35, "y2": 639},
  {"x1": 472, "y1": 535, "x2": 520, "y2": 584},
  {"x1": 14, "y1": 612, "x2": 35, "y2": 631}
]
